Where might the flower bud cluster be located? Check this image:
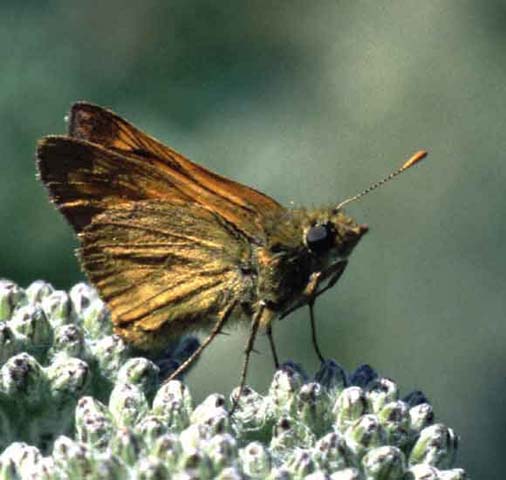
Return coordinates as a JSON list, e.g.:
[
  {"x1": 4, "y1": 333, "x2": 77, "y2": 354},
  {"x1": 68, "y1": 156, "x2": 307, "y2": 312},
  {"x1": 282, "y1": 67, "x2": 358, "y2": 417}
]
[{"x1": 0, "y1": 279, "x2": 467, "y2": 479}]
